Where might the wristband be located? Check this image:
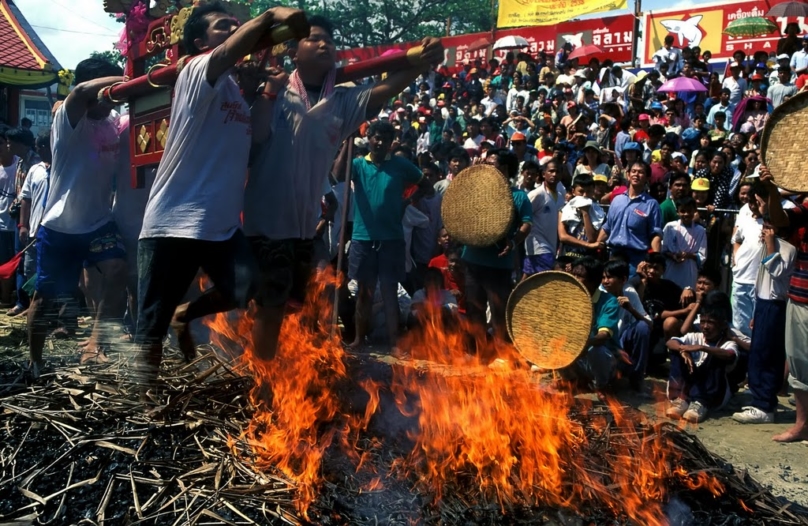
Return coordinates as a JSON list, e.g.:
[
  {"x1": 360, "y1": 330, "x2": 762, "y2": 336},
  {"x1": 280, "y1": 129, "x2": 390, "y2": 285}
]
[{"x1": 406, "y1": 46, "x2": 425, "y2": 67}]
